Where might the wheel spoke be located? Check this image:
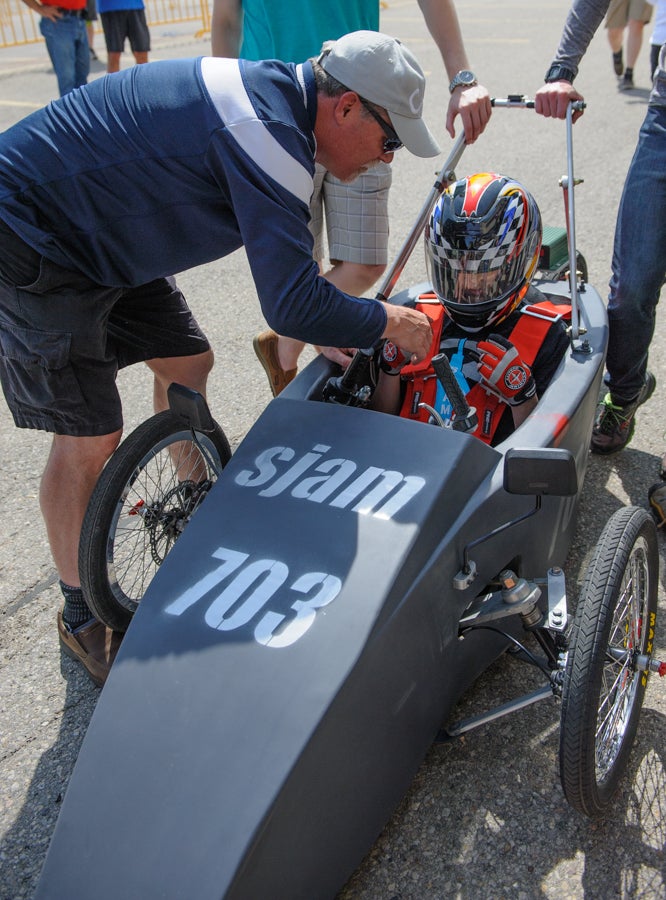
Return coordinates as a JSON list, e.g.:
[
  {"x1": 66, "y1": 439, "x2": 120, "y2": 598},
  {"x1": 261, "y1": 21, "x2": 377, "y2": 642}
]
[
  {"x1": 107, "y1": 433, "x2": 222, "y2": 607},
  {"x1": 560, "y1": 509, "x2": 658, "y2": 817},
  {"x1": 595, "y1": 544, "x2": 649, "y2": 779}
]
